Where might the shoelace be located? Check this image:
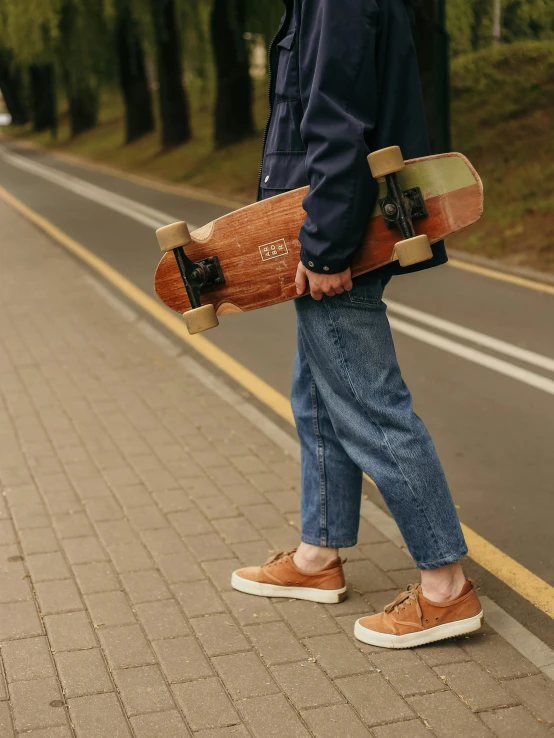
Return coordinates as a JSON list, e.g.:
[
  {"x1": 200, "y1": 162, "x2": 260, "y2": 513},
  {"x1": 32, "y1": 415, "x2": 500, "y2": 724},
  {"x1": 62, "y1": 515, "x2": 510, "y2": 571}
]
[
  {"x1": 263, "y1": 550, "x2": 295, "y2": 569},
  {"x1": 384, "y1": 584, "x2": 423, "y2": 625}
]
